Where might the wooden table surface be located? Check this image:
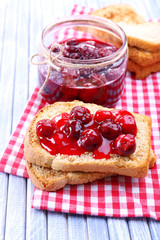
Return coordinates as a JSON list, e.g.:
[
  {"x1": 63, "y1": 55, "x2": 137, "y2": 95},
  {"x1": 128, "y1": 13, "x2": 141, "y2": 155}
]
[{"x1": 0, "y1": 0, "x2": 160, "y2": 239}]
